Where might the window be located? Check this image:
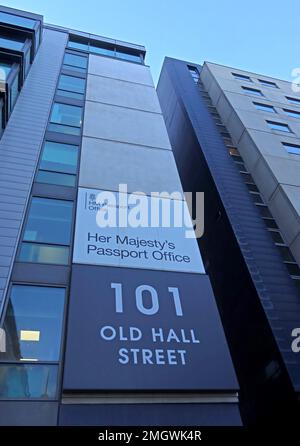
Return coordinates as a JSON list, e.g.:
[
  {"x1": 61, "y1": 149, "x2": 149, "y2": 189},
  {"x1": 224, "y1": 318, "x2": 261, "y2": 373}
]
[
  {"x1": 23, "y1": 198, "x2": 73, "y2": 245},
  {"x1": 188, "y1": 65, "x2": 200, "y2": 83},
  {"x1": 90, "y1": 43, "x2": 115, "y2": 57},
  {"x1": 0, "y1": 364, "x2": 58, "y2": 399},
  {"x1": 67, "y1": 38, "x2": 89, "y2": 51},
  {"x1": 9, "y1": 75, "x2": 19, "y2": 112},
  {"x1": 48, "y1": 103, "x2": 82, "y2": 135},
  {"x1": 37, "y1": 141, "x2": 78, "y2": 186},
  {"x1": 0, "y1": 35, "x2": 25, "y2": 51},
  {"x1": 253, "y1": 102, "x2": 276, "y2": 113},
  {"x1": 286, "y1": 96, "x2": 300, "y2": 105},
  {"x1": 232, "y1": 73, "x2": 252, "y2": 82},
  {"x1": 19, "y1": 197, "x2": 73, "y2": 265},
  {"x1": 57, "y1": 74, "x2": 86, "y2": 100},
  {"x1": 116, "y1": 50, "x2": 142, "y2": 63},
  {"x1": 267, "y1": 121, "x2": 291, "y2": 132},
  {"x1": 0, "y1": 61, "x2": 12, "y2": 80},
  {"x1": 36, "y1": 170, "x2": 76, "y2": 187},
  {"x1": 269, "y1": 230, "x2": 285, "y2": 244},
  {"x1": 258, "y1": 79, "x2": 278, "y2": 88},
  {"x1": 19, "y1": 243, "x2": 69, "y2": 265},
  {"x1": 63, "y1": 52, "x2": 88, "y2": 73},
  {"x1": 283, "y1": 109, "x2": 300, "y2": 119},
  {"x1": 1, "y1": 285, "x2": 65, "y2": 362},
  {"x1": 39, "y1": 141, "x2": 79, "y2": 174},
  {"x1": 0, "y1": 11, "x2": 36, "y2": 29},
  {"x1": 282, "y1": 142, "x2": 300, "y2": 155},
  {"x1": 242, "y1": 86, "x2": 263, "y2": 96}
]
